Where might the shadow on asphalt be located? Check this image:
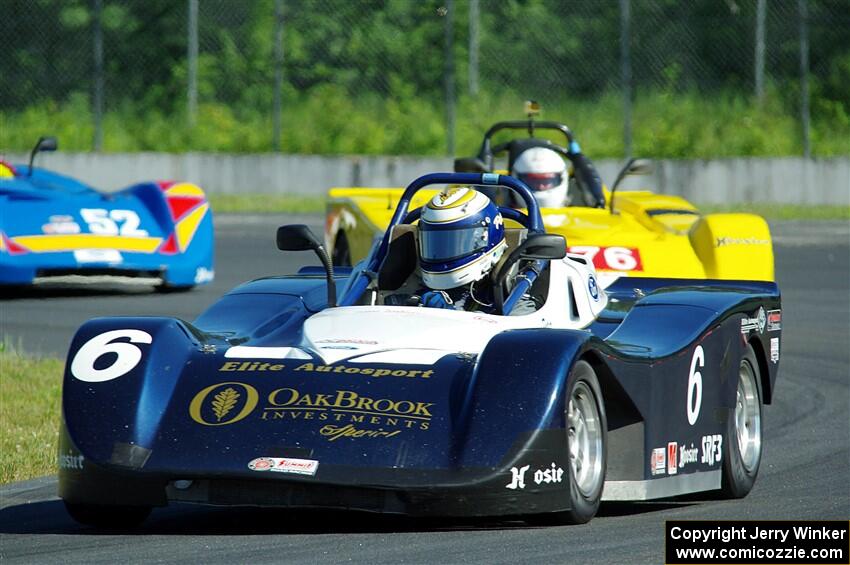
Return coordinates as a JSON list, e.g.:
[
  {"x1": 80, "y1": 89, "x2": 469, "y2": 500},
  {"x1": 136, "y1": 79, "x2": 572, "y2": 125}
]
[
  {"x1": 0, "y1": 498, "x2": 694, "y2": 536},
  {"x1": 0, "y1": 283, "x2": 158, "y2": 299}
]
